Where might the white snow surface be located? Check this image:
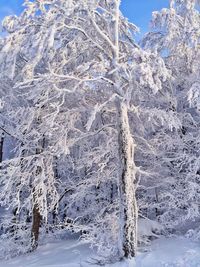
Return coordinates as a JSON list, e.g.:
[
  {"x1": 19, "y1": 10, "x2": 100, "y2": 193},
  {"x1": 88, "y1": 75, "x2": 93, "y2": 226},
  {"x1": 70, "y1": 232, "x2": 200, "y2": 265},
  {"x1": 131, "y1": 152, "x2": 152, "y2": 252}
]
[{"x1": 1, "y1": 237, "x2": 200, "y2": 267}]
